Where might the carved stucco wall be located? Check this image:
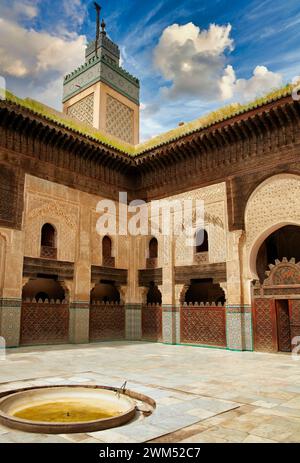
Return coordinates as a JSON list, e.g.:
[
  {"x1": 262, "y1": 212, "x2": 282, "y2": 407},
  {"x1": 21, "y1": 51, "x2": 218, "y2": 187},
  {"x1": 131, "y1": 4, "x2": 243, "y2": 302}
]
[
  {"x1": 24, "y1": 176, "x2": 80, "y2": 262},
  {"x1": 106, "y1": 95, "x2": 134, "y2": 144},
  {"x1": 171, "y1": 183, "x2": 227, "y2": 266},
  {"x1": 90, "y1": 209, "x2": 130, "y2": 268},
  {"x1": 135, "y1": 183, "x2": 227, "y2": 268},
  {"x1": 245, "y1": 174, "x2": 300, "y2": 277}
]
